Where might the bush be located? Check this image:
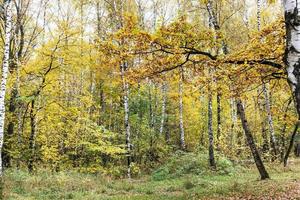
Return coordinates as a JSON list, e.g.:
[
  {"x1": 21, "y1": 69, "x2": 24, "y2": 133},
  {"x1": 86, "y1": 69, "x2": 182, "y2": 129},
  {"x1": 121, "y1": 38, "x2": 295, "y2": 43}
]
[
  {"x1": 152, "y1": 166, "x2": 170, "y2": 181},
  {"x1": 183, "y1": 180, "x2": 195, "y2": 189},
  {"x1": 152, "y1": 150, "x2": 239, "y2": 181}
]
